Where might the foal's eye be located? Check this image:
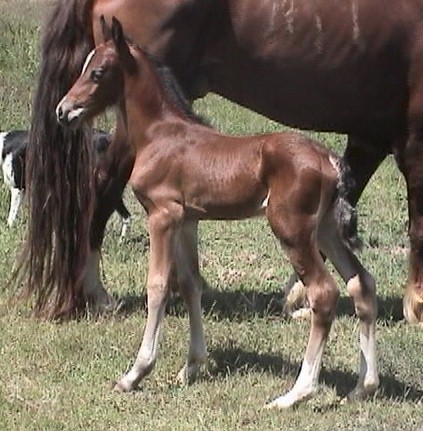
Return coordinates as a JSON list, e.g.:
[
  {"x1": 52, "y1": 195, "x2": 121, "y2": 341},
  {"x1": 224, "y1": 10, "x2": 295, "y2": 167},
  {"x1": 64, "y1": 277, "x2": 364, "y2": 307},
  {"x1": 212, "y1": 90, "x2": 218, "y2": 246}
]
[{"x1": 90, "y1": 69, "x2": 103, "y2": 83}]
